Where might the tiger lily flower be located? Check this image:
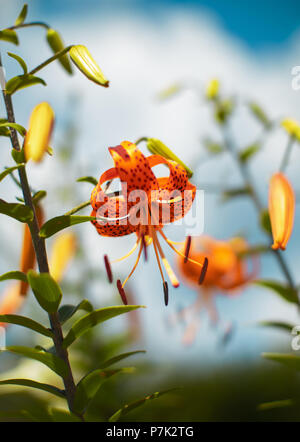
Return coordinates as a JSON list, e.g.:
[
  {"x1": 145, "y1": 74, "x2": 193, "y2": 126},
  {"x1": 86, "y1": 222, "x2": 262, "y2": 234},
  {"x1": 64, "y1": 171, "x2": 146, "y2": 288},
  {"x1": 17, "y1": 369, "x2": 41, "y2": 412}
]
[
  {"x1": 175, "y1": 236, "x2": 257, "y2": 342},
  {"x1": 90, "y1": 141, "x2": 206, "y2": 303},
  {"x1": 268, "y1": 173, "x2": 295, "y2": 251}
]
